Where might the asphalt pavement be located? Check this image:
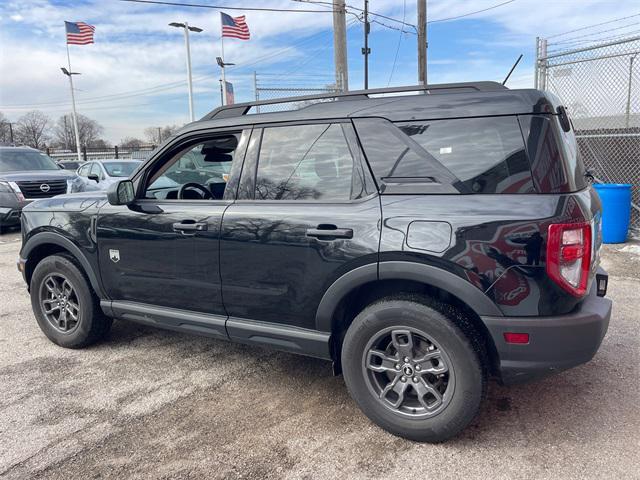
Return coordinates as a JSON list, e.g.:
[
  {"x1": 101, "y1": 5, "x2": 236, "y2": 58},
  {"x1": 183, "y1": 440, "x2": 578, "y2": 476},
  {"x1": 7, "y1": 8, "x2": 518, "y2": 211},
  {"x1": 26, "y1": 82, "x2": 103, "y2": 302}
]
[{"x1": 1, "y1": 229, "x2": 639, "y2": 479}]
